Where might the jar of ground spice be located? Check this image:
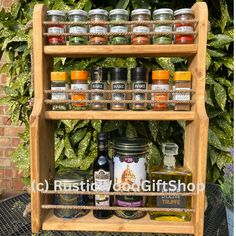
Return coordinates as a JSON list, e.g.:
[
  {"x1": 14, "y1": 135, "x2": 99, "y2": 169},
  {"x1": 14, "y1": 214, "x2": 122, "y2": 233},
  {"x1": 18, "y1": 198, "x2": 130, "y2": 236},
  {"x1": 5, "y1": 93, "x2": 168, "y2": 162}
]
[
  {"x1": 89, "y1": 9, "x2": 108, "y2": 45},
  {"x1": 131, "y1": 9, "x2": 151, "y2": 45}
]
